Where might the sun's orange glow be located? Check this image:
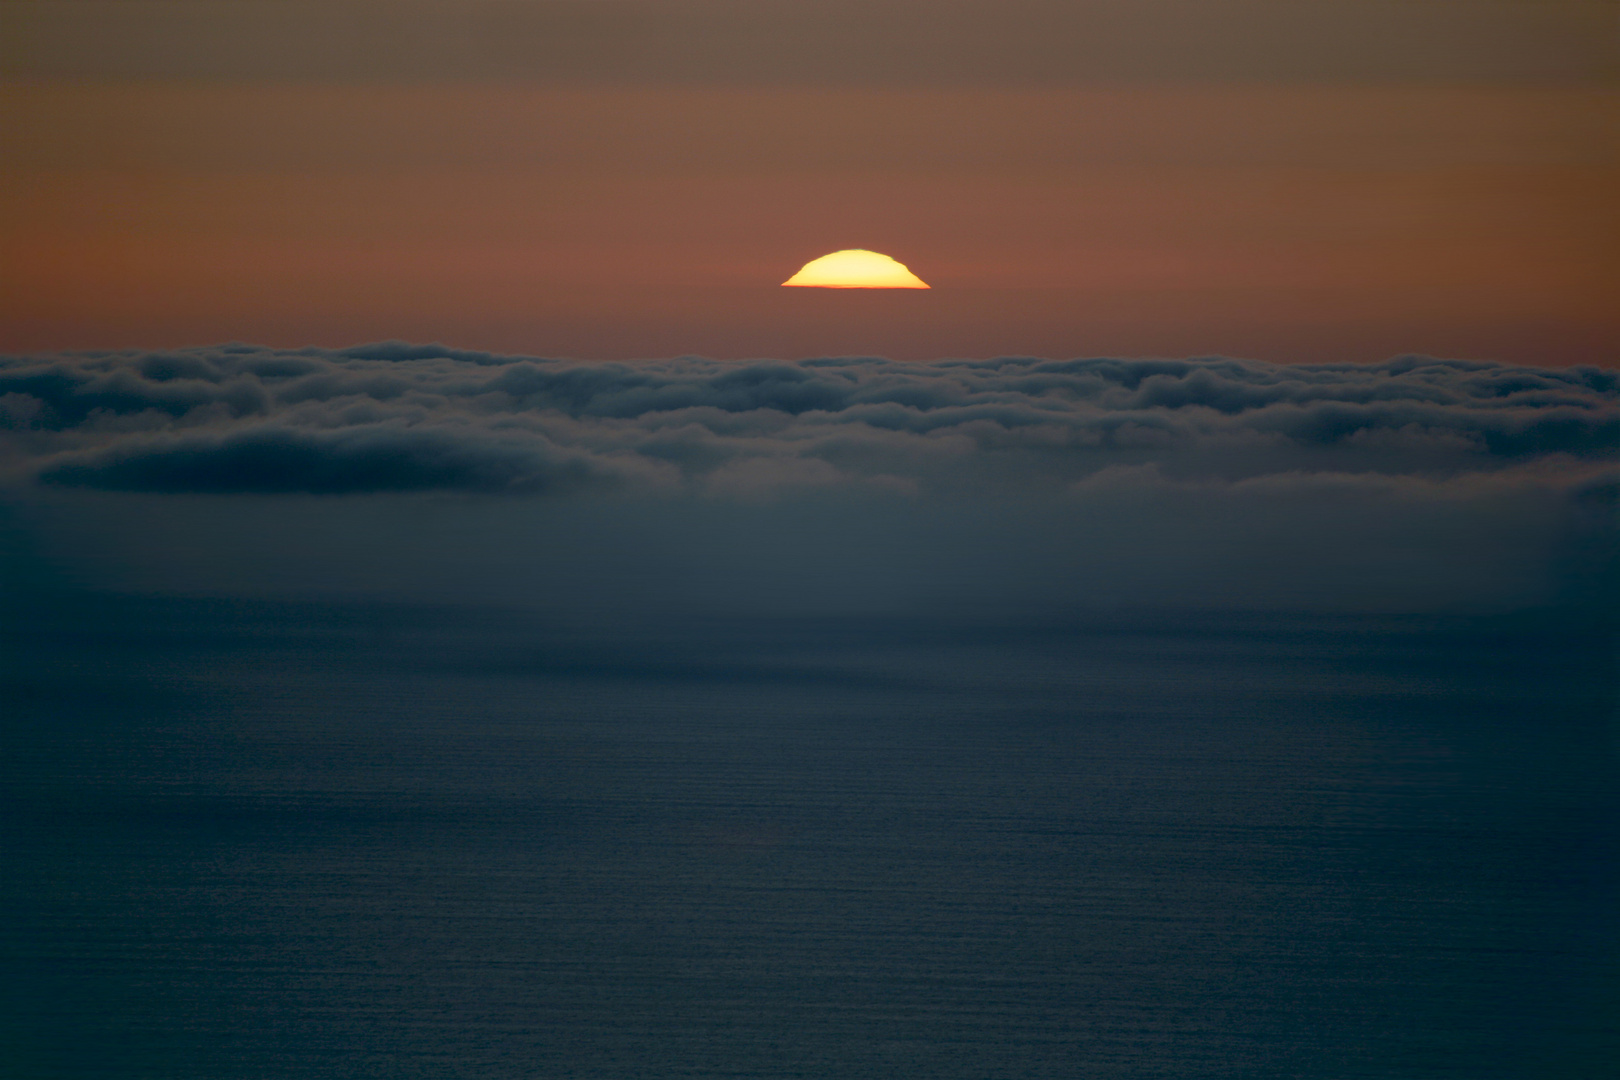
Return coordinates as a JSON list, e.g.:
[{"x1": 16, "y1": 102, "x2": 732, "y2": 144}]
[{"x1": 782, "y1": 249, "x2": 930, "y2": 289}]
